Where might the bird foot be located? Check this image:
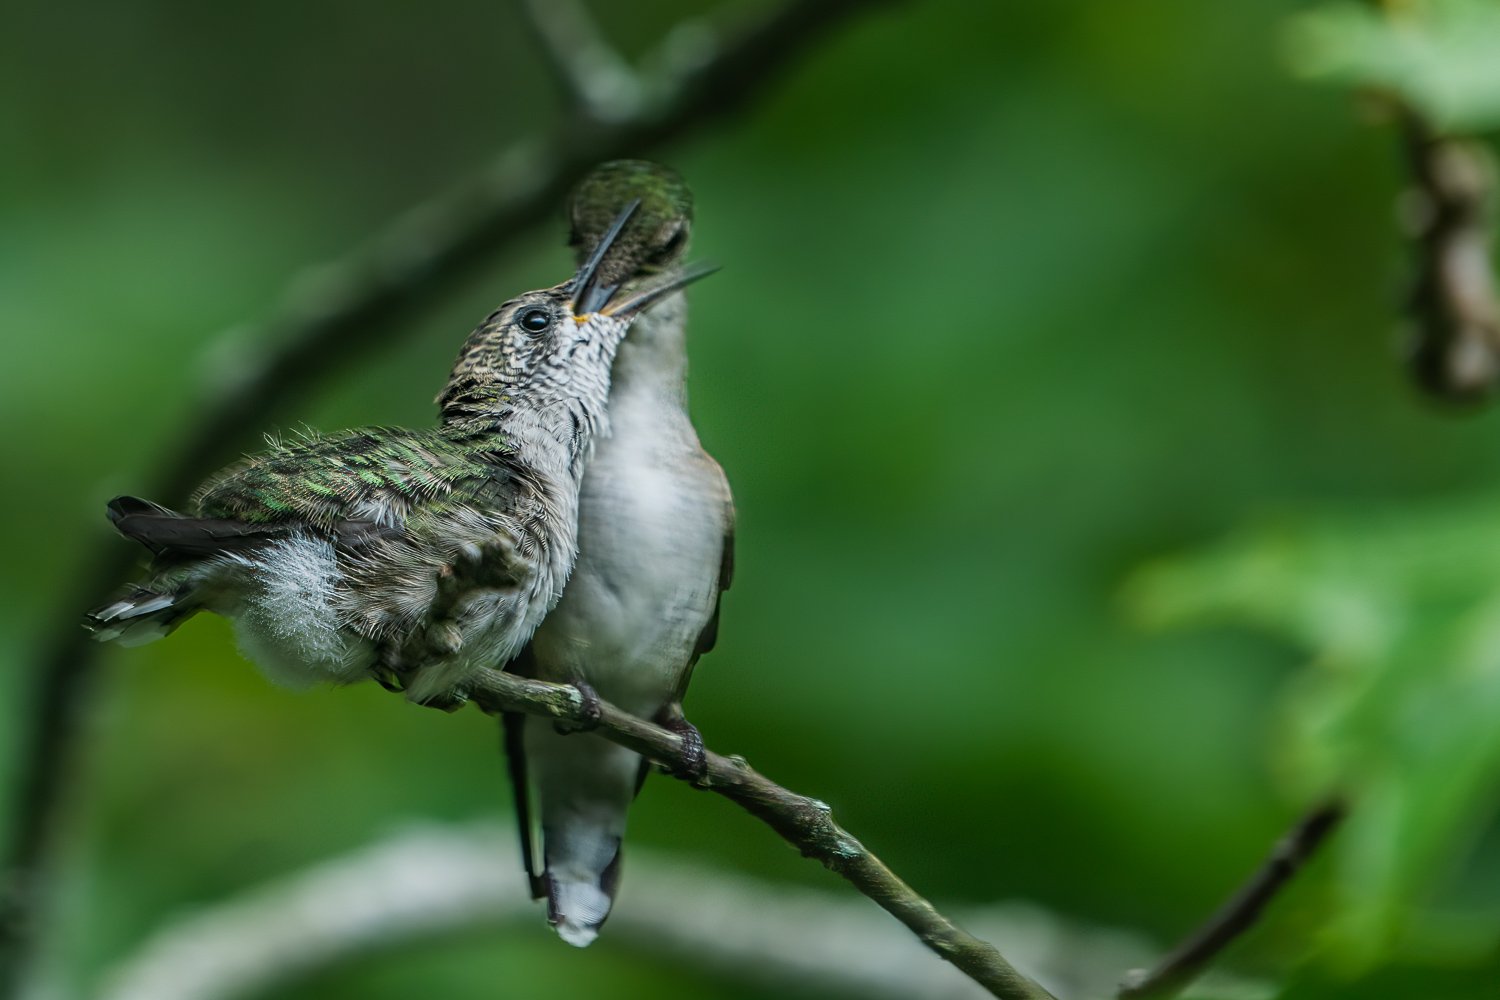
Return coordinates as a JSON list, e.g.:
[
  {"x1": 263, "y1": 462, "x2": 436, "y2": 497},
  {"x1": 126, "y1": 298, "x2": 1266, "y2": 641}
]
[
  {"x1": 554, "y1": 681, "x2": 603, "y2": 734},
  {"x1": 427, "y1": 621, "x2": 464, "y2": 658},
  {"x1": 450, "y1": 536, "x2": 527, "y2": 591},
  {"x1": 414, "y1": 688, "x2": 468, "y2": 713},
  {"x1": 374, "y1": 646, "x2": 467, "y2": 711},
  {"x1": 660, "y1": 715, "x2": 707, "y2": 784},
  {"x1": 372, "y1": 669, "x2": 404, "y2": 694},
  {"x1": 371, "y1": 647, "x2": 412, "y2": 693}
]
